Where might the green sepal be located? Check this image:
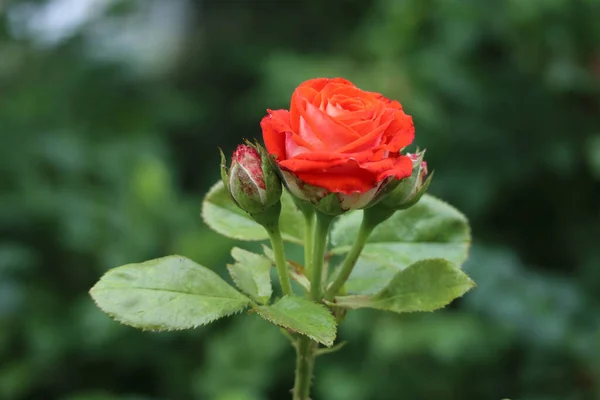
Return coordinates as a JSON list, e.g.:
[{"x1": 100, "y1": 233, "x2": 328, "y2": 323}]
[
  {"x1": 219, "y1": 147, "x2": 229, "y2": 192},
  {"x1": 245, "y1": 139, "x2": 283, "y2": 210},
  {"x1": 380, "y1": 150, "x2": 431, "y2": 211}
]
